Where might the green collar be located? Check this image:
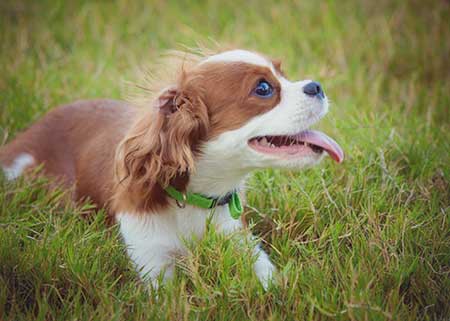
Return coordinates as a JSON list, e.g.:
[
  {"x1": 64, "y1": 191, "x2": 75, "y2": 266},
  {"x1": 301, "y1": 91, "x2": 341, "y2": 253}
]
[{"x1": 164, "y1": 186, "x2": 243, "y2": 219}]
